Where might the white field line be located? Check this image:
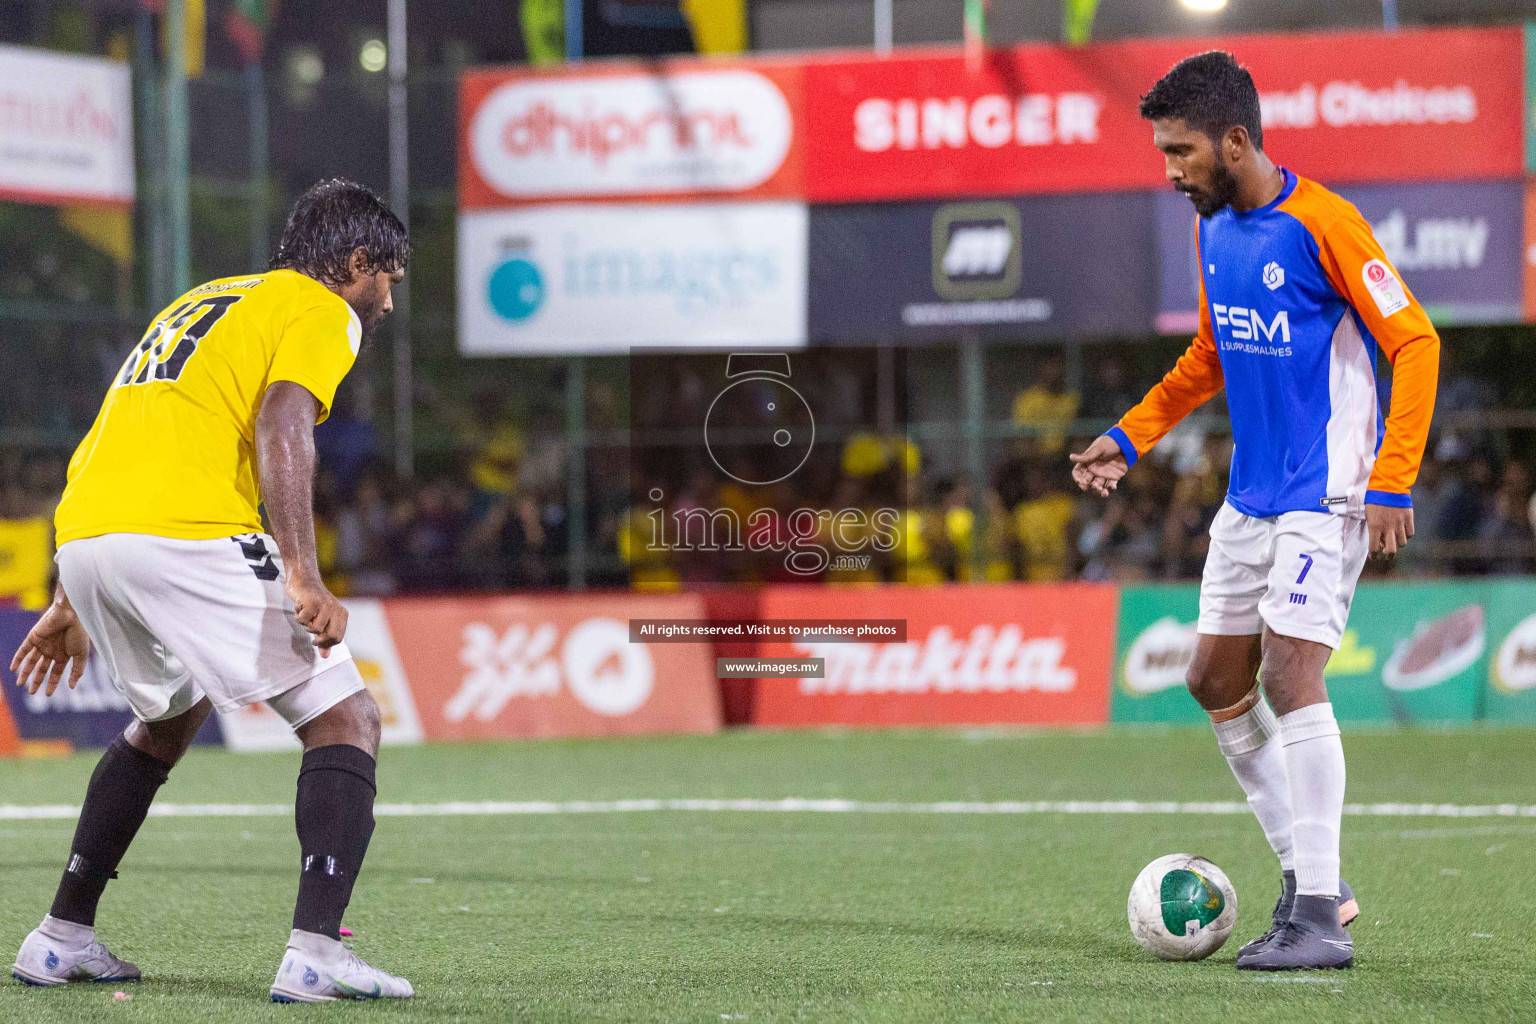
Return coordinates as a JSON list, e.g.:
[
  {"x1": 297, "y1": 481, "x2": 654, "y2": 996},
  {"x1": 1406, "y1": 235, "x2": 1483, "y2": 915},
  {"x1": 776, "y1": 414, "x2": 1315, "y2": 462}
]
[{"x1": 0, "y1": 799, "x2": 1532, "y2": 821}]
